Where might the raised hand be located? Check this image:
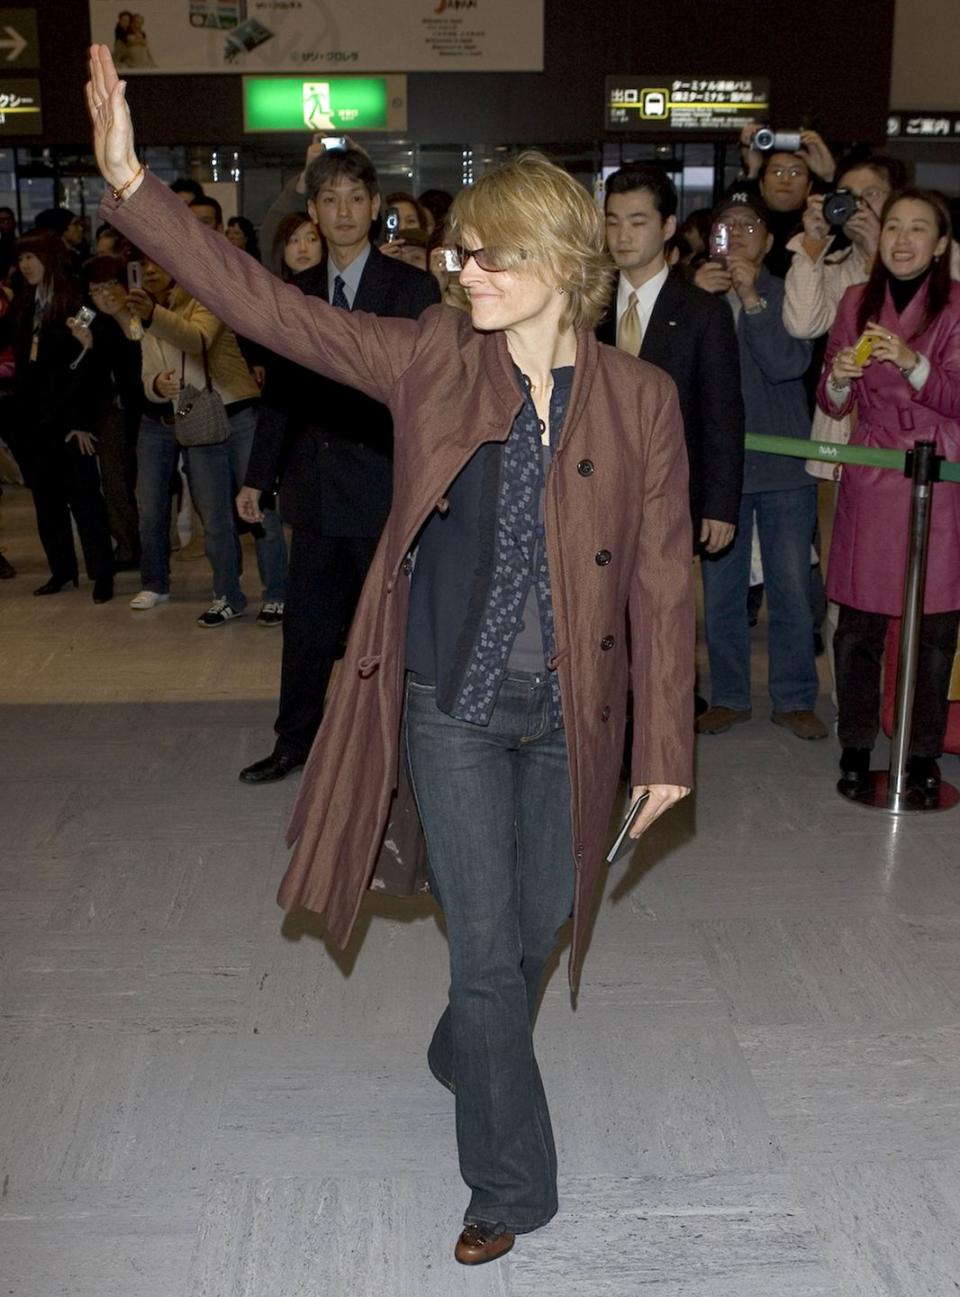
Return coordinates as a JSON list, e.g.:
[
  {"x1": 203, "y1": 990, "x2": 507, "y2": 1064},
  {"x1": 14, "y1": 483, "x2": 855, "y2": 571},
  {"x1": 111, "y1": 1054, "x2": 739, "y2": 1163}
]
[{"x1": 85, "y1": 44, "x2": 142, "y2": 194}]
